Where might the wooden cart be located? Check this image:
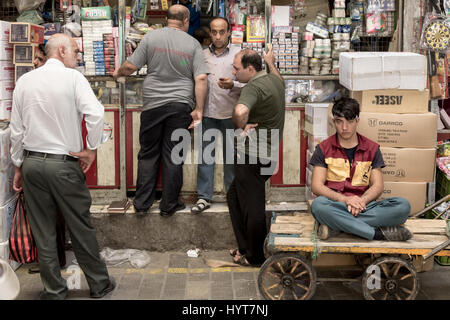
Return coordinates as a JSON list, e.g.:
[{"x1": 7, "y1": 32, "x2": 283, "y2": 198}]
[{"x1": 258, "y1": 196, "x2": 450, "y2": 300}]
